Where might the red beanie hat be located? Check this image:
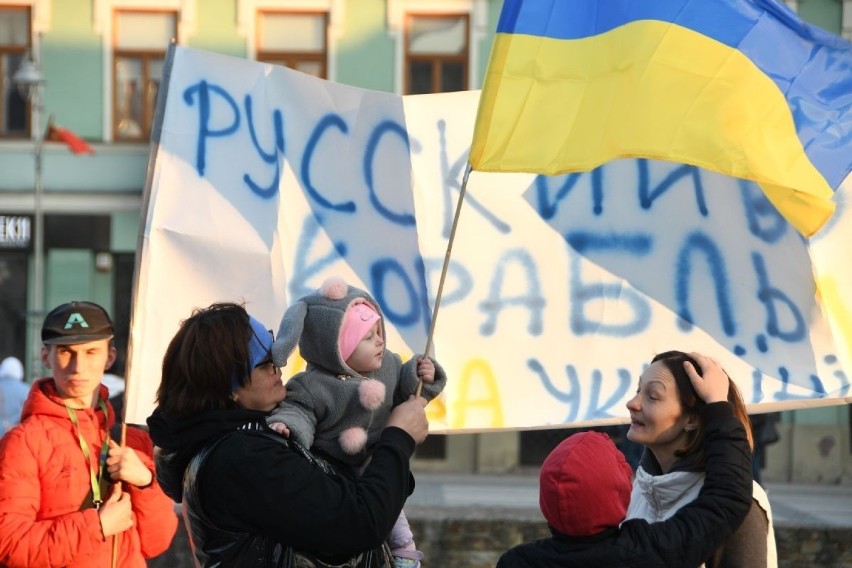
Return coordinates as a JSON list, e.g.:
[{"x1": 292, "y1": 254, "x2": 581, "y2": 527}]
[{"x1": 538, "y1": 431, "x2": 633, "y2": 536}]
